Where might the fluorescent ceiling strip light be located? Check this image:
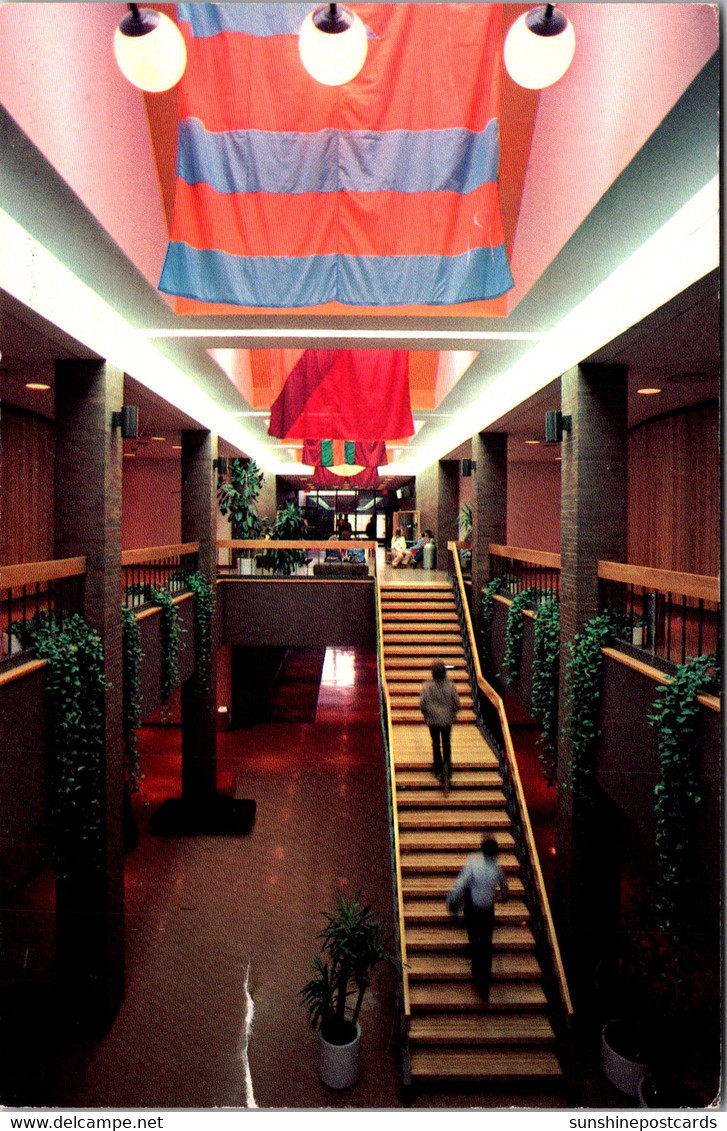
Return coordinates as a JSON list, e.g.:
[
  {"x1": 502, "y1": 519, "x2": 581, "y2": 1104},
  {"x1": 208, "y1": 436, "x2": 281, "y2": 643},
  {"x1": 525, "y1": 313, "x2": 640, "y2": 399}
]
[
  {"x1": 143, "y1": 328, "x2": 543, "y2": 342},
  {"x1": 391, "y1": 176, "x2": 719, "y2": 474},
  {"x1": 0, "y1": 207, "x2": 292, "y2": 474}
]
